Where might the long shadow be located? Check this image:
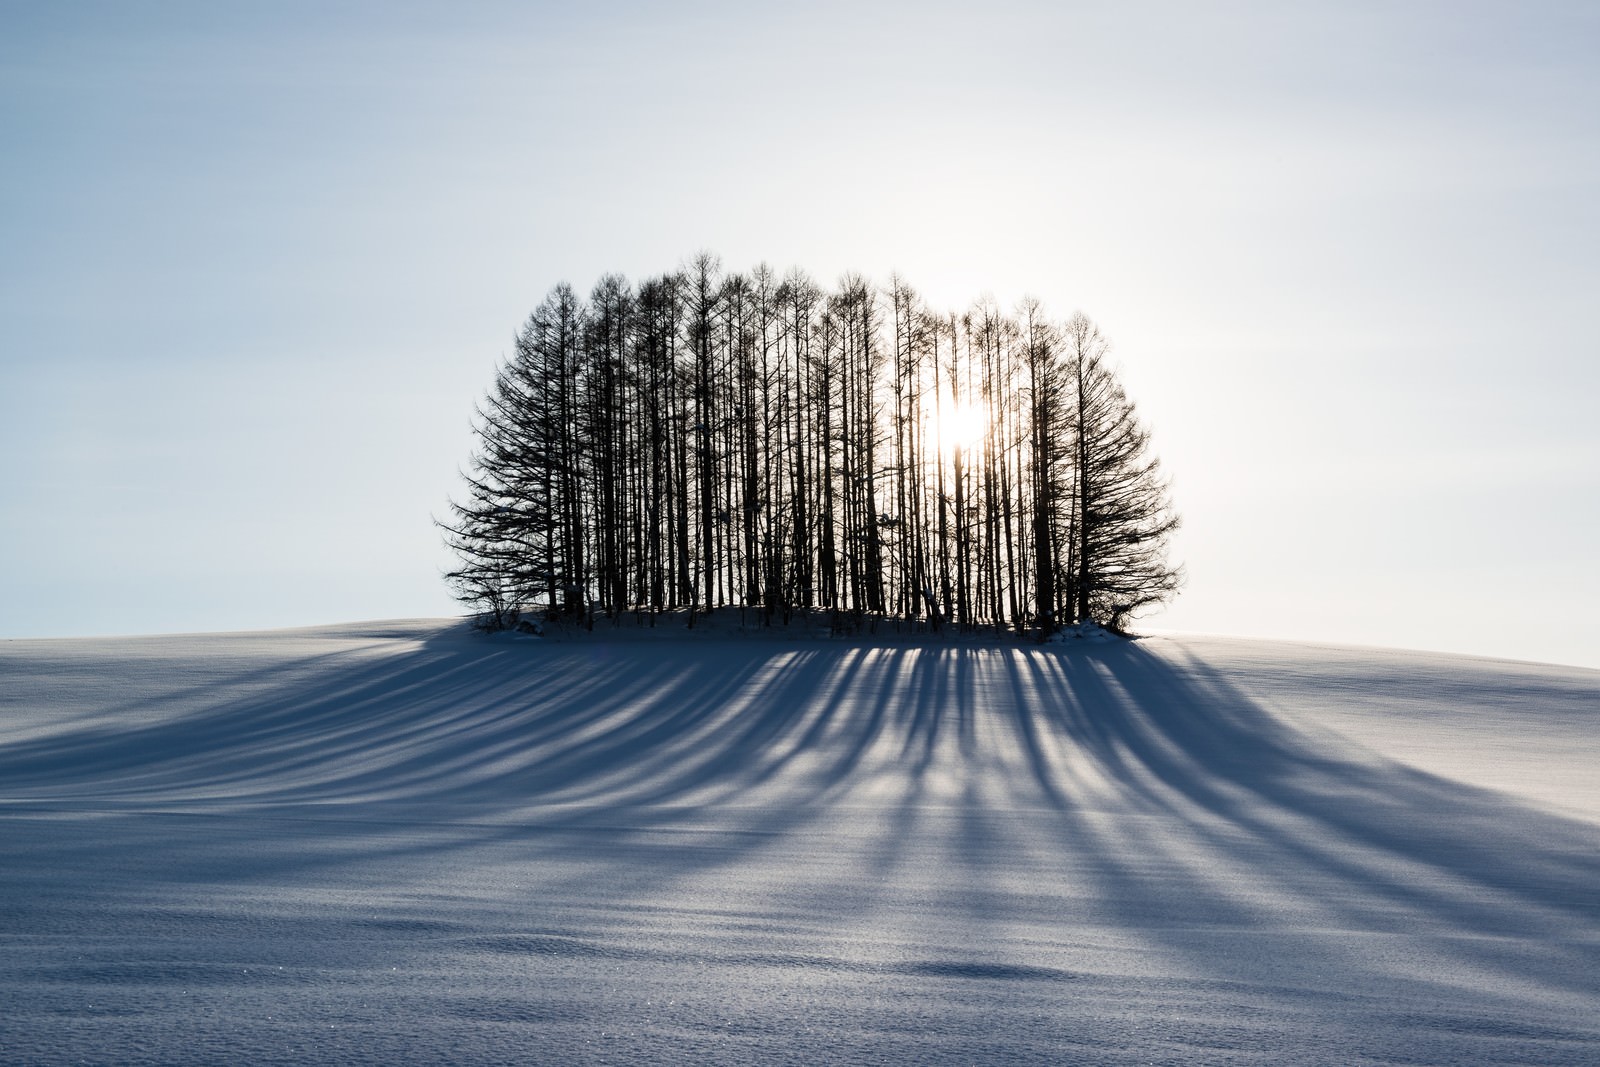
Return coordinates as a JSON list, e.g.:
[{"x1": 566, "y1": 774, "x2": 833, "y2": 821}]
[
  {"x1": 992, "y1": 640, "x2": 1600, "y2": 1013},
  {"x1": 0, "y1": 630, "x2": 928, "y2": 902},
  {"x1": 1075, "y1": 642, "x2": 1600, "y2": 923},
  {"x1": 4, "y1": 626, "x2": 1599, "y2": 1024}
]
